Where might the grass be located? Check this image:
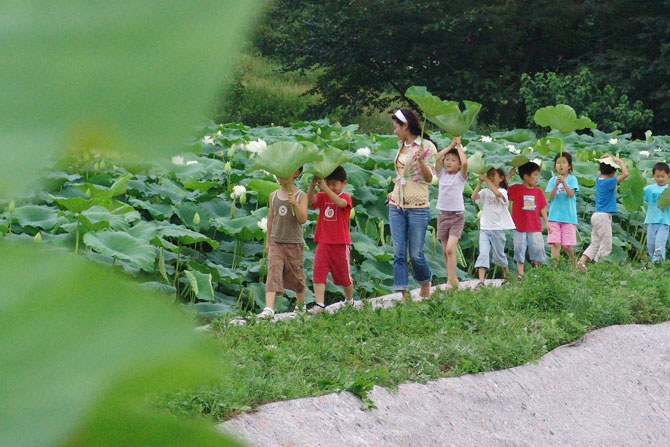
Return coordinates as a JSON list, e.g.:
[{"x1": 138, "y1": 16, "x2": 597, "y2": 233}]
[{"x1": 159, "y1": 261, "x2": 670, "y2": 421}]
